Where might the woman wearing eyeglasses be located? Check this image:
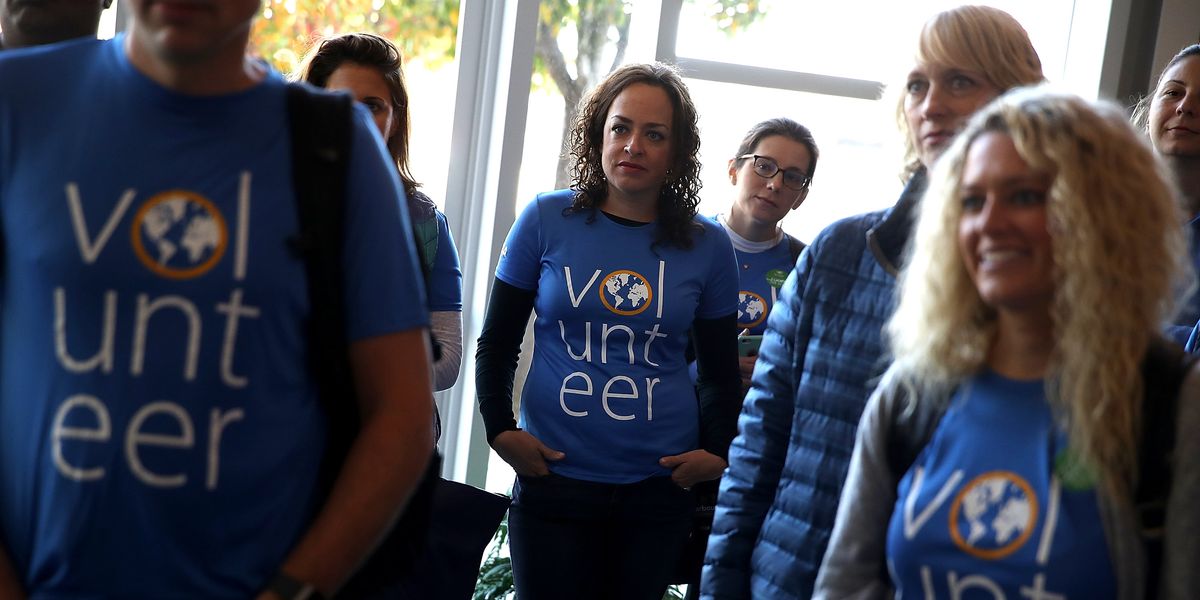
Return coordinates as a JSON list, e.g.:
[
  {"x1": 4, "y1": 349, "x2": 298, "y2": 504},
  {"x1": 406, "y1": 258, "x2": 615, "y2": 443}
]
[
  {"x1": 674, "y1": 118, "x2": 819, "y2": 597},
  {"x1": 718, "y1": 119, "x2": 818, "y2": 389}
]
